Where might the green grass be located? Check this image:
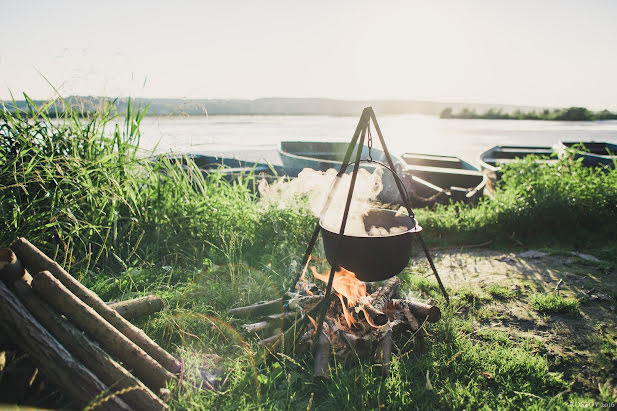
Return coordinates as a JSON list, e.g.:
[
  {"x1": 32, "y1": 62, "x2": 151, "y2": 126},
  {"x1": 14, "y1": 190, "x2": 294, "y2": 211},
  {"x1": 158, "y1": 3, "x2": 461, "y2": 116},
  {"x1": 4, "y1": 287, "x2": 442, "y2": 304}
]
[
  {"x1": 1, "y1": 95, "x2": 615, "y2": 409},
  {"x1": 486, "y1": 284, "x2": 516, "y2": 300},
  {"x1": 531, "y1": 293, "x2": 581, "y2": 315}
]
